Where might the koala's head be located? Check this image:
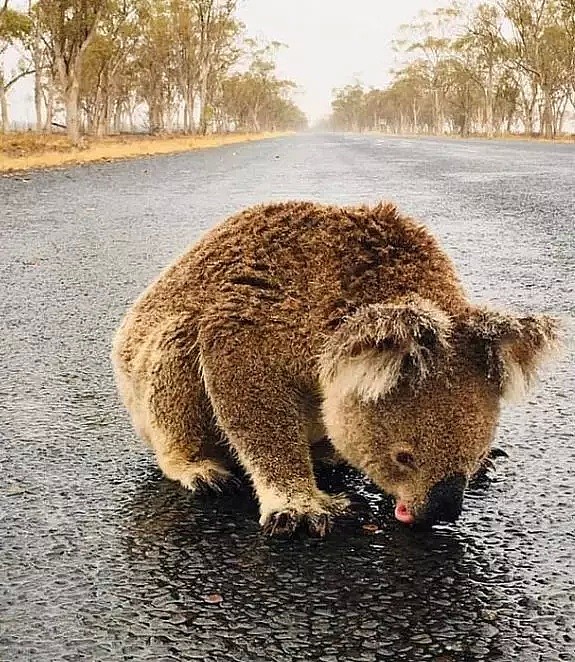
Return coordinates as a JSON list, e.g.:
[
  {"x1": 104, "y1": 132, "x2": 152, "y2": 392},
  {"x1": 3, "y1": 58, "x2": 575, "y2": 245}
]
[{"x1": 319, "y1": 296, "x2": 561, "y2": 528}]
